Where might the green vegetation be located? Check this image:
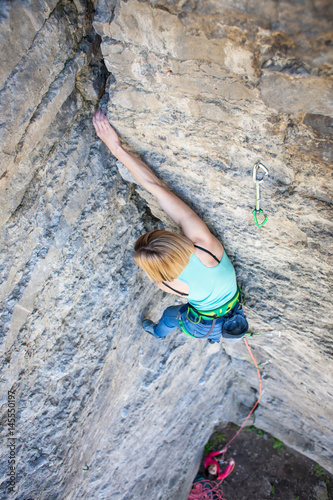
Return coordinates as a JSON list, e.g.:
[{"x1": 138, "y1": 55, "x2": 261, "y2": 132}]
[
  {"x1": 204, "y1": 443, "x2": 212, "y2": 454},
  {"x1": 204, "y1": 431, "x2": 226, "y2": 454},
  {"x1": 245, "y1": 426, "x2": 285, "y2": 451},
  {"x1": 312, "y1": 464, "x2": 330, "y2": 484},
  {"x1": 271, "y1": 438, "x2": 285, "y2": 451},
  {"x1": 270, "y1": 484, "x2": 275, "y2": 495},
  {"x1": 245, "y1": 425, "x2": 265, "y2": 437}
]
